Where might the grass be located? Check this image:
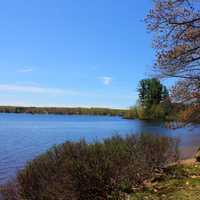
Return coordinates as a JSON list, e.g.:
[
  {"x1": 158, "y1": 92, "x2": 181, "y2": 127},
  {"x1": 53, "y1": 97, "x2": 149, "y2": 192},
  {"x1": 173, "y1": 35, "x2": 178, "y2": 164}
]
[{"x1": 130, "y1": 162, "x2": 200, "y2": 200}]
